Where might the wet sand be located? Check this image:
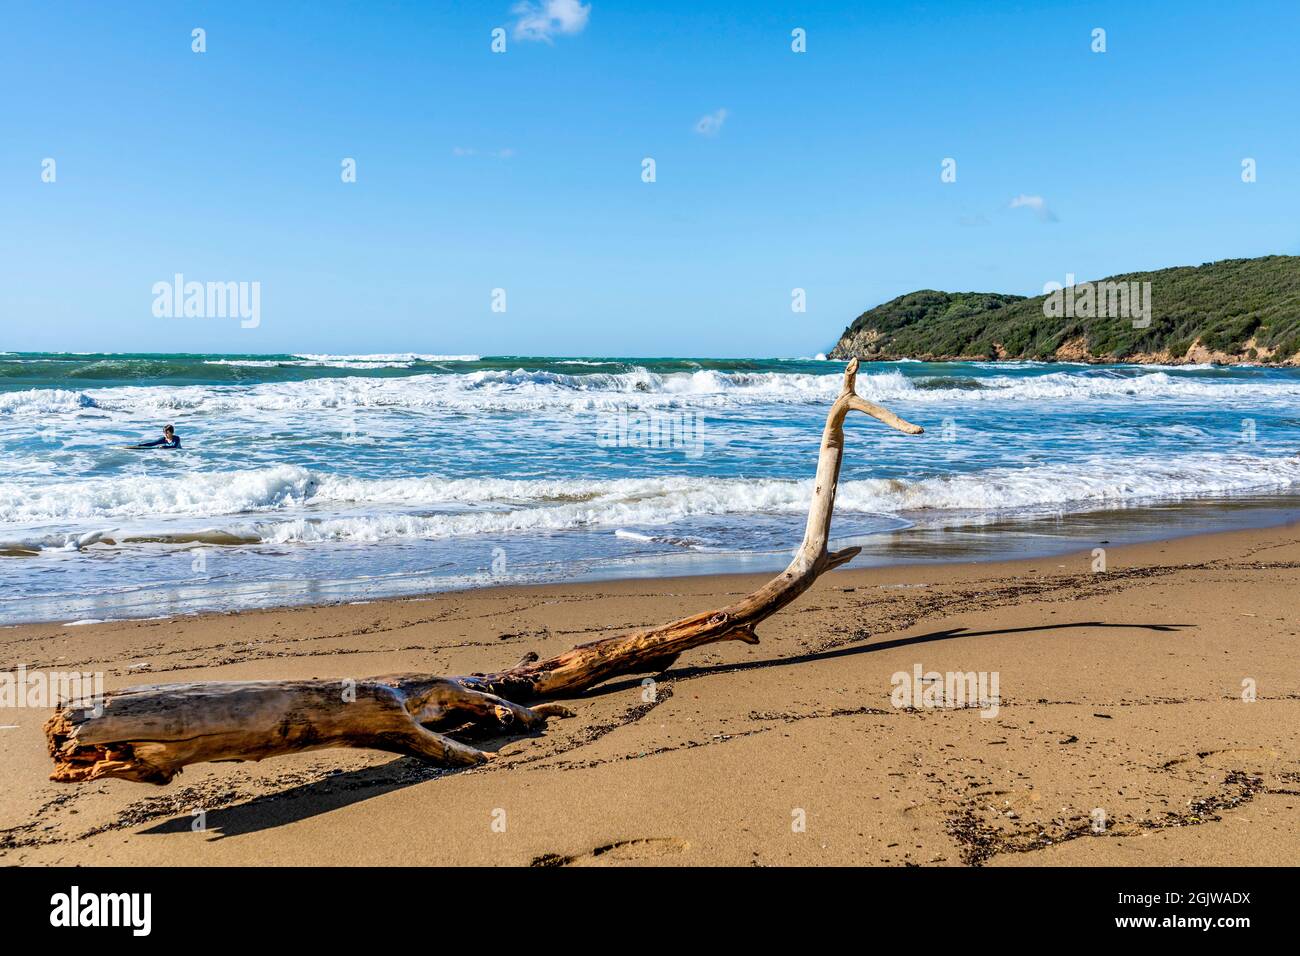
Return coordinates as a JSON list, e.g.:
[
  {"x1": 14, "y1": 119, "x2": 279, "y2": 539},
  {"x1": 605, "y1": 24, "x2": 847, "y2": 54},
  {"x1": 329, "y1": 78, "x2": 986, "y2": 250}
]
[{"x1": 1, "y1": 522, "x2": 1297, "y2": 866}]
